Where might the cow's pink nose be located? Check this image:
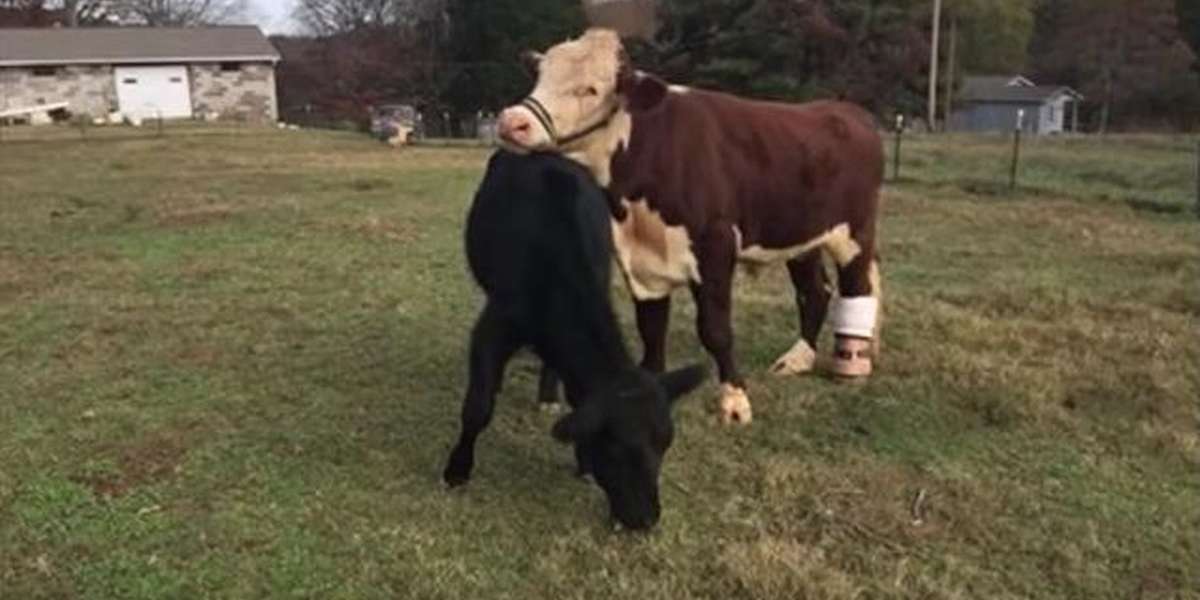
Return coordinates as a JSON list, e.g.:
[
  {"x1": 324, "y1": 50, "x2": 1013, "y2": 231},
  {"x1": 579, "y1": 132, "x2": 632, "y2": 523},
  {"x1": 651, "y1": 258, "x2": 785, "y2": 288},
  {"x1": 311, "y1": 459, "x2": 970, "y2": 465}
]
[{"x1": 498, "y1": 110, "x2": 533, "y2": 143}]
